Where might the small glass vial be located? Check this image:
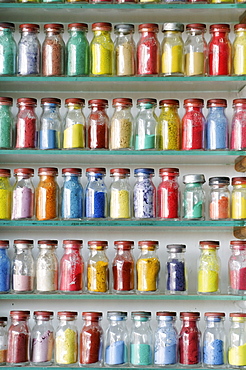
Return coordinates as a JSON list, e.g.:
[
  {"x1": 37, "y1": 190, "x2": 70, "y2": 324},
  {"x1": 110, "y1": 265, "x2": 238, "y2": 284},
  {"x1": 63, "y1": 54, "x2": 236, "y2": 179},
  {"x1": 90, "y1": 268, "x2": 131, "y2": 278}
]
[
  {"x1": 67, "y1": 23, "x2": 89, "y2": 76},
  {"x1": 63, "y1": 98, "x2": 86, "y2": 149},
  {"x1": 0, "y1": 97, "x2": 13, "y2": 149},
  {"x1": 109, "y1": 168, "x2": 131, "y2": 219},
  {"x1": 0, "y1": 22, "x2": 16, "y2": 76},
  {"x1": 110, "y1": 98, "x2": 133, "y2": 150},
  {"x1": 42, "y1": 23, "x2": 65, "y2": 77},
  {"x1": 12, "y1": 168, "x2": 35, "y2": 220},
  {"x1": 18, "y1": 24, "x2": 40, "y2": 76},
  {"x1": 231, "y1": 99, "x2": 246, "y2": 150},
  {"x1": 228, "y1": 313, "x2": 246, "y2": 368},
  {"x1": 154, "y1": 312, "x2": 178, "y2": 366},
  {"x1": 0, "y1": 240, "x2": 10, "y2": 293},
  {"x1": 233, "y1": 24, "x2": 246, "y2": 75},
  {"x1": 80, "y1": 312, "x2": 103, "y2": 366},
  {"x1": 112, "y1": 240, "x2": 135, "y2": 293},
  {"x1": 87, "y1": 240, "x2": 109, "y2": 293},
  {"x1": 105, "y1": 311, "x2": 128, "y2": 366},
  {"x1": 15, "y1": 97, "x2": 38, "y2": 149},
  {"x1": 60, "y1": 240, "x2": 84, "y2": 293},
  {"x1": 157, "y1": 168, "x2": 180, "y2": 219},
  {"x1": 130, "y1": 311, "x2": 152, "y2": 366},
  {"x1": 12, "y1": 239, "x2": 35, "y2": 293},
  {"x1": 197, "y1": 240, "x2": 220, "y2": 294},
  {"x1": 228, "y1": 240, "x2": 246, "y2": 294},
  {"x1": 179, "y1": 312, "x2": 201, "y2": 366},
  {"x1": 208, "y1": 24, "x2": 232, "y2": 76},
  {"x1": 55, "y1": 311, "x2": 78, "y2": 365},
  {"x1": 87, "y1": 99, "x2": 109, "y2": 149},
  {"x1": 137, "y1": 23, "x2": 160, "y2": 76},
  {"x1": 203, "y1": 312, "x2": 226, "y2": 367},
  {"x1": 39, "y1": 97, "x2": 62, "y2": 150},
  {"x1": 0, "y1": 168, "x2": 11, "y2": 220},
  {"x1": 184, "y1": 23, "x2": 207, "y2": 76},
  {"x1": 0, "y1": 317, "x2": 7, "y2": 365},
  {"x1": 36, "y1": 167, "x2": 59, "y2": 221},
  {"x1": 166, "y1": 244, "x2": 187, "y2": 295},
  {"x1": 85, "y1": 167, "x2": 107, "y2": 219},
  {"x1": 182, "y1": 98, "x2": 205, "y2": 150},
  {"x1": 7, "y1": 310, "x2": 30, "y2": 366},
  {"x1": 206, "y1": 99, "x2": 229, "y2": 150},
  {"x1": 114, "y1": 24, "x2": 135, "y2": 76},
  {"x1": 134, "y1": 98, "x2": 158, "y2": 150},
  {"x1": 183, "y1": 174, "x2": 206, "y2": 220},
  {"x1": 30, "y1": 311, "x2": 54, "y2": 365},
  {"x1": 133, "y1": 168, "x2": 156, "y2": 219},
  {"x1": 36, "y1": 240, "x2": 58, "y2": 293},
  {"x1": 232, "y1": 177, "x2": 246, "y2": 219},
  {"x1": 61, "y1": 168, "x2": 83, "y2": 220},
  {"x1": 209, "y1": 176, "x2": 230, "y2": 220},
  {"x1": 136, "y1": 240, "x2": 160, "y2": 294},
  {"x1": 161, "y1": 23, "x2": 184, "y2": 76}
]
